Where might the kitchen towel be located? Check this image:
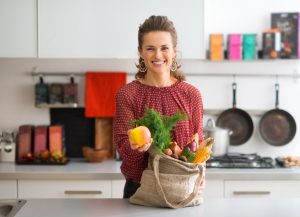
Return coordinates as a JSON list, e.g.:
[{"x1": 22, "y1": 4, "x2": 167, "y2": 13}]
[{"x1": 85, "y1": 72, "x2": 127, "y2": 117}]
